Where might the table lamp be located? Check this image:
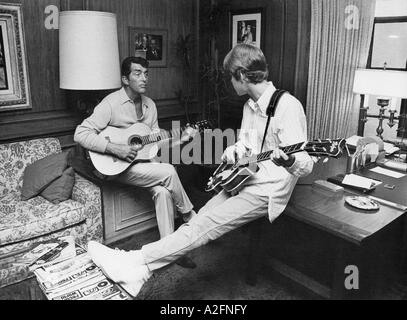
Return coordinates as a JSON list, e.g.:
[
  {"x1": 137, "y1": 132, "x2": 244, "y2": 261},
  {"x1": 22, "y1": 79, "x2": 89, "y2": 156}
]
[
  {"x1": 59, "y1": 11, "x2": 121, "y2": 115},
  {"x1": 353, "y1": 68, "x2": 407, "y2": 139}
]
